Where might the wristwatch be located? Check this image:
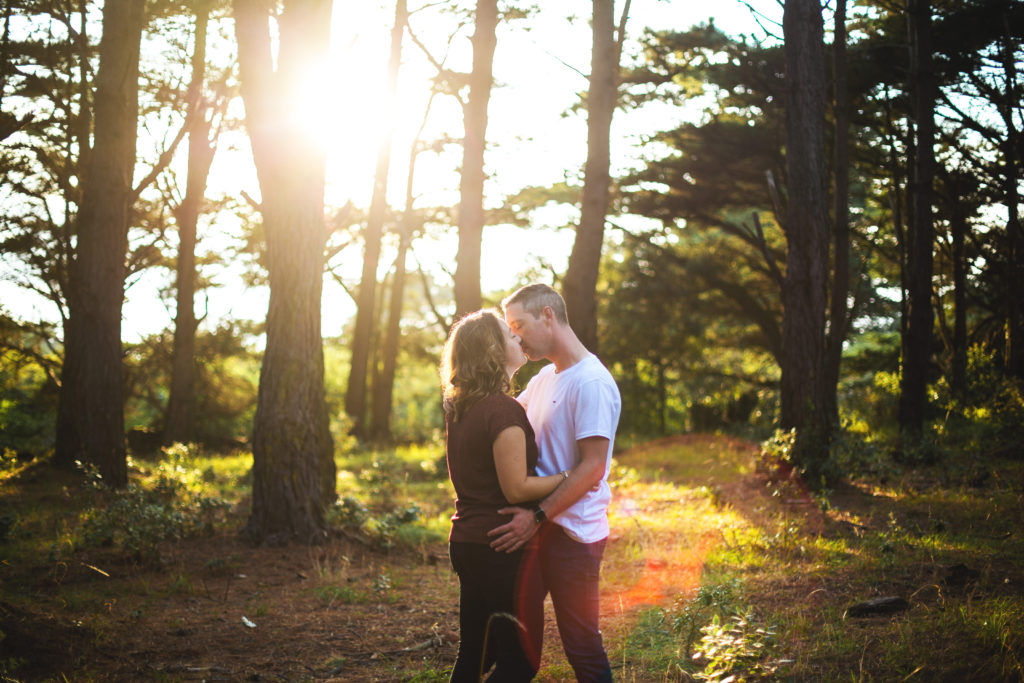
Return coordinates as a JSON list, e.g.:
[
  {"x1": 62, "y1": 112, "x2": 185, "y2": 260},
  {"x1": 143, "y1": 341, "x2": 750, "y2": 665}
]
[{"x1": 532, "y1": 505, "x2": 547, "y2": 525}]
